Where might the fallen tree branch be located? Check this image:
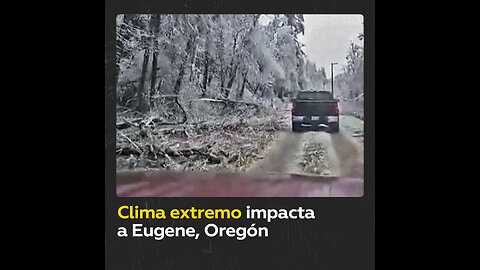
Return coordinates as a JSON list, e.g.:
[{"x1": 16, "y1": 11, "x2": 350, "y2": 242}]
[
  {"x1": 118, "y1": 131, "x2": 143, "y2": 154},
  {"x1": 116, "y1": 116, "x2": 183, "y2": 129},
  {"x1": 193, "y1": 98, "x2": 259, "y2": 108}
]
